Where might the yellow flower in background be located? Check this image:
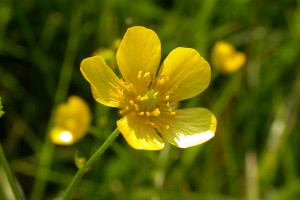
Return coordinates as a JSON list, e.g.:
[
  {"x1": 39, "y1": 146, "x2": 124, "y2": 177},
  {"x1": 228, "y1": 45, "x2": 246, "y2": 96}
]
[
  {"x1": 50, "y1": 96, "x2": 91, "y2": 145},
  {"x1": 93, "y1": 39, "x2": 121, "y2": 70},
  {"x1": 211, "y1": 41, "x2": 246, "y2": 74},
  {"x1": 81, "y1": 26, "x2": 216, "y2": 150}
]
